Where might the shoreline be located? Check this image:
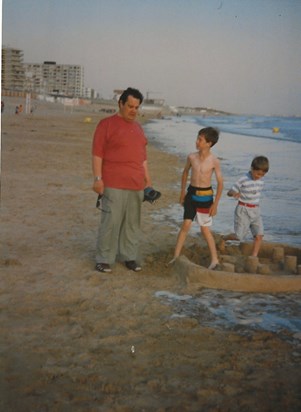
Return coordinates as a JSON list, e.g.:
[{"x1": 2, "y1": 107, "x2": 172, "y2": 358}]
[{"x1": 1, "y1": 98, "x2": 301, "y2": 411}]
